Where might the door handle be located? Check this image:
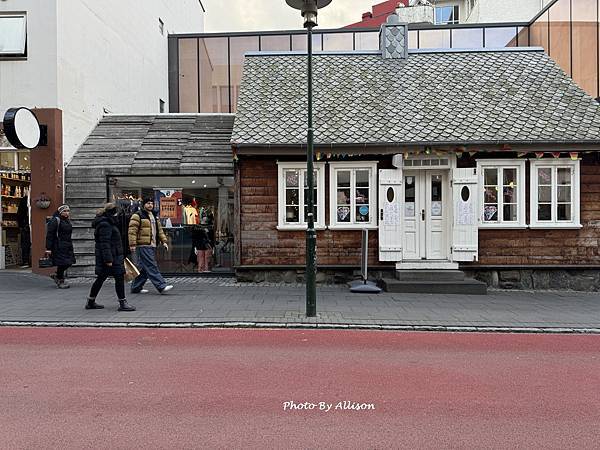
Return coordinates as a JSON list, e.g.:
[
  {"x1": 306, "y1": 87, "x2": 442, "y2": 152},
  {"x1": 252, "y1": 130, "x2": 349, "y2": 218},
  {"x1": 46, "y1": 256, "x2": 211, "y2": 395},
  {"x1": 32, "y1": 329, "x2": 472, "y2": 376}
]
[
  {"x1": 421, "y1": 209, "x2": 425, "y2": 221},
  {"x1": 380, "y1": 209, "x2": 383, "y2": 220}
]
